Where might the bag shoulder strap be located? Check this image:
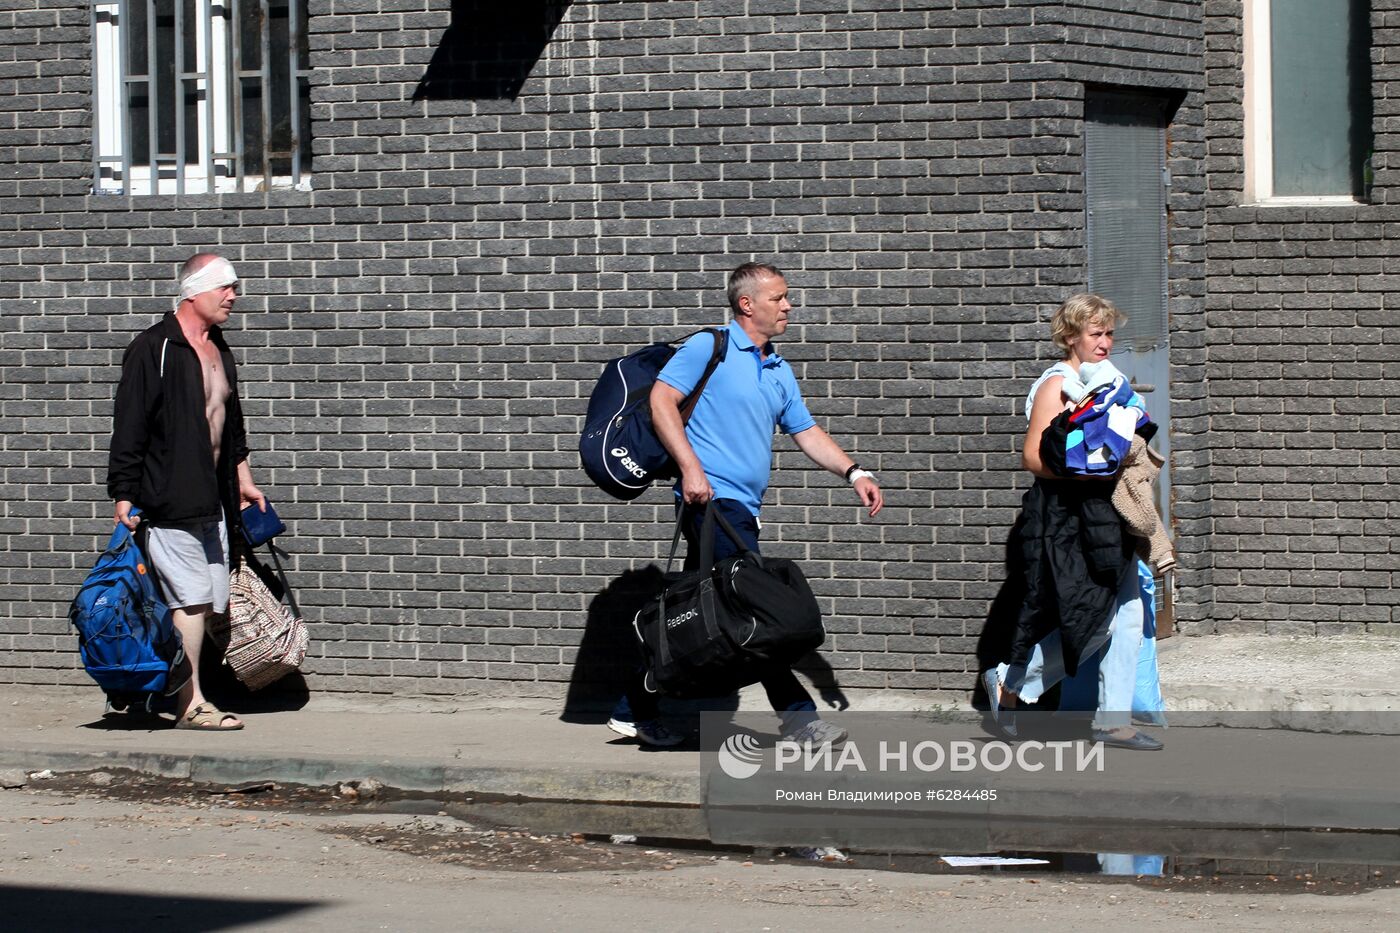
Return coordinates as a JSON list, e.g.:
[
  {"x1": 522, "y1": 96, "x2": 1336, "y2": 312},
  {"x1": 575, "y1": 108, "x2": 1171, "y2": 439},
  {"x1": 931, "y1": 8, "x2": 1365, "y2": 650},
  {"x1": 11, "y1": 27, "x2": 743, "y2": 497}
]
[
  {"x1": 663, "y1": 504, "x2": 716, "y2": 573},
  {"x1": 663, "y1": 509, "x2": 686, "y2": 573},
  {"x1": 665, "y1": 500, "x2": 750, "y2": 574},
  {"x1": 237, "y1": 539, "x2": 302, "y2": 620},
  {"x1": 708, "y1": 504, "x2": 749, "y2": 559},
  {"x1": 676, "y1": 327, "x2": 728, "y2": 422},
  {"x1": 264, "y1": 543, "x2": 301, "y2": 619}
]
